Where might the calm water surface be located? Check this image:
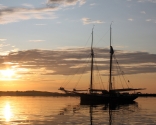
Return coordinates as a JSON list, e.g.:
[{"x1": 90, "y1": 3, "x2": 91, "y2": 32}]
[{"x1": 0, "y1": 96, "x2": 155, "y2": 125}]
